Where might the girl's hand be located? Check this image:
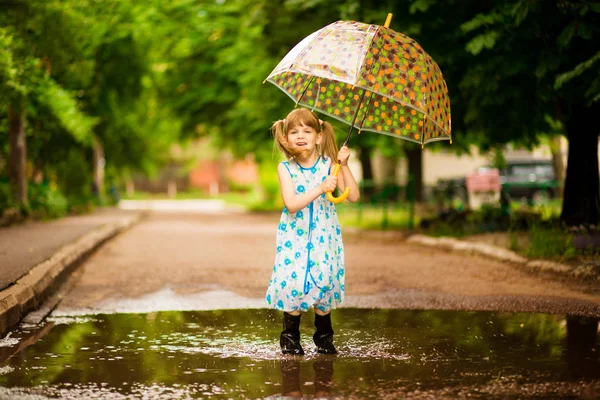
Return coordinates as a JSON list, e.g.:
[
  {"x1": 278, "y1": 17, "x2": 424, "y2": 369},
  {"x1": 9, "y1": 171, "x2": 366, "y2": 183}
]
[
  {"x1": 337, "y1": 145, "x2": 351, "y2": 166},
  {"x1": 320, "y1": 175, "x2": 338, "y2": 193}
]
